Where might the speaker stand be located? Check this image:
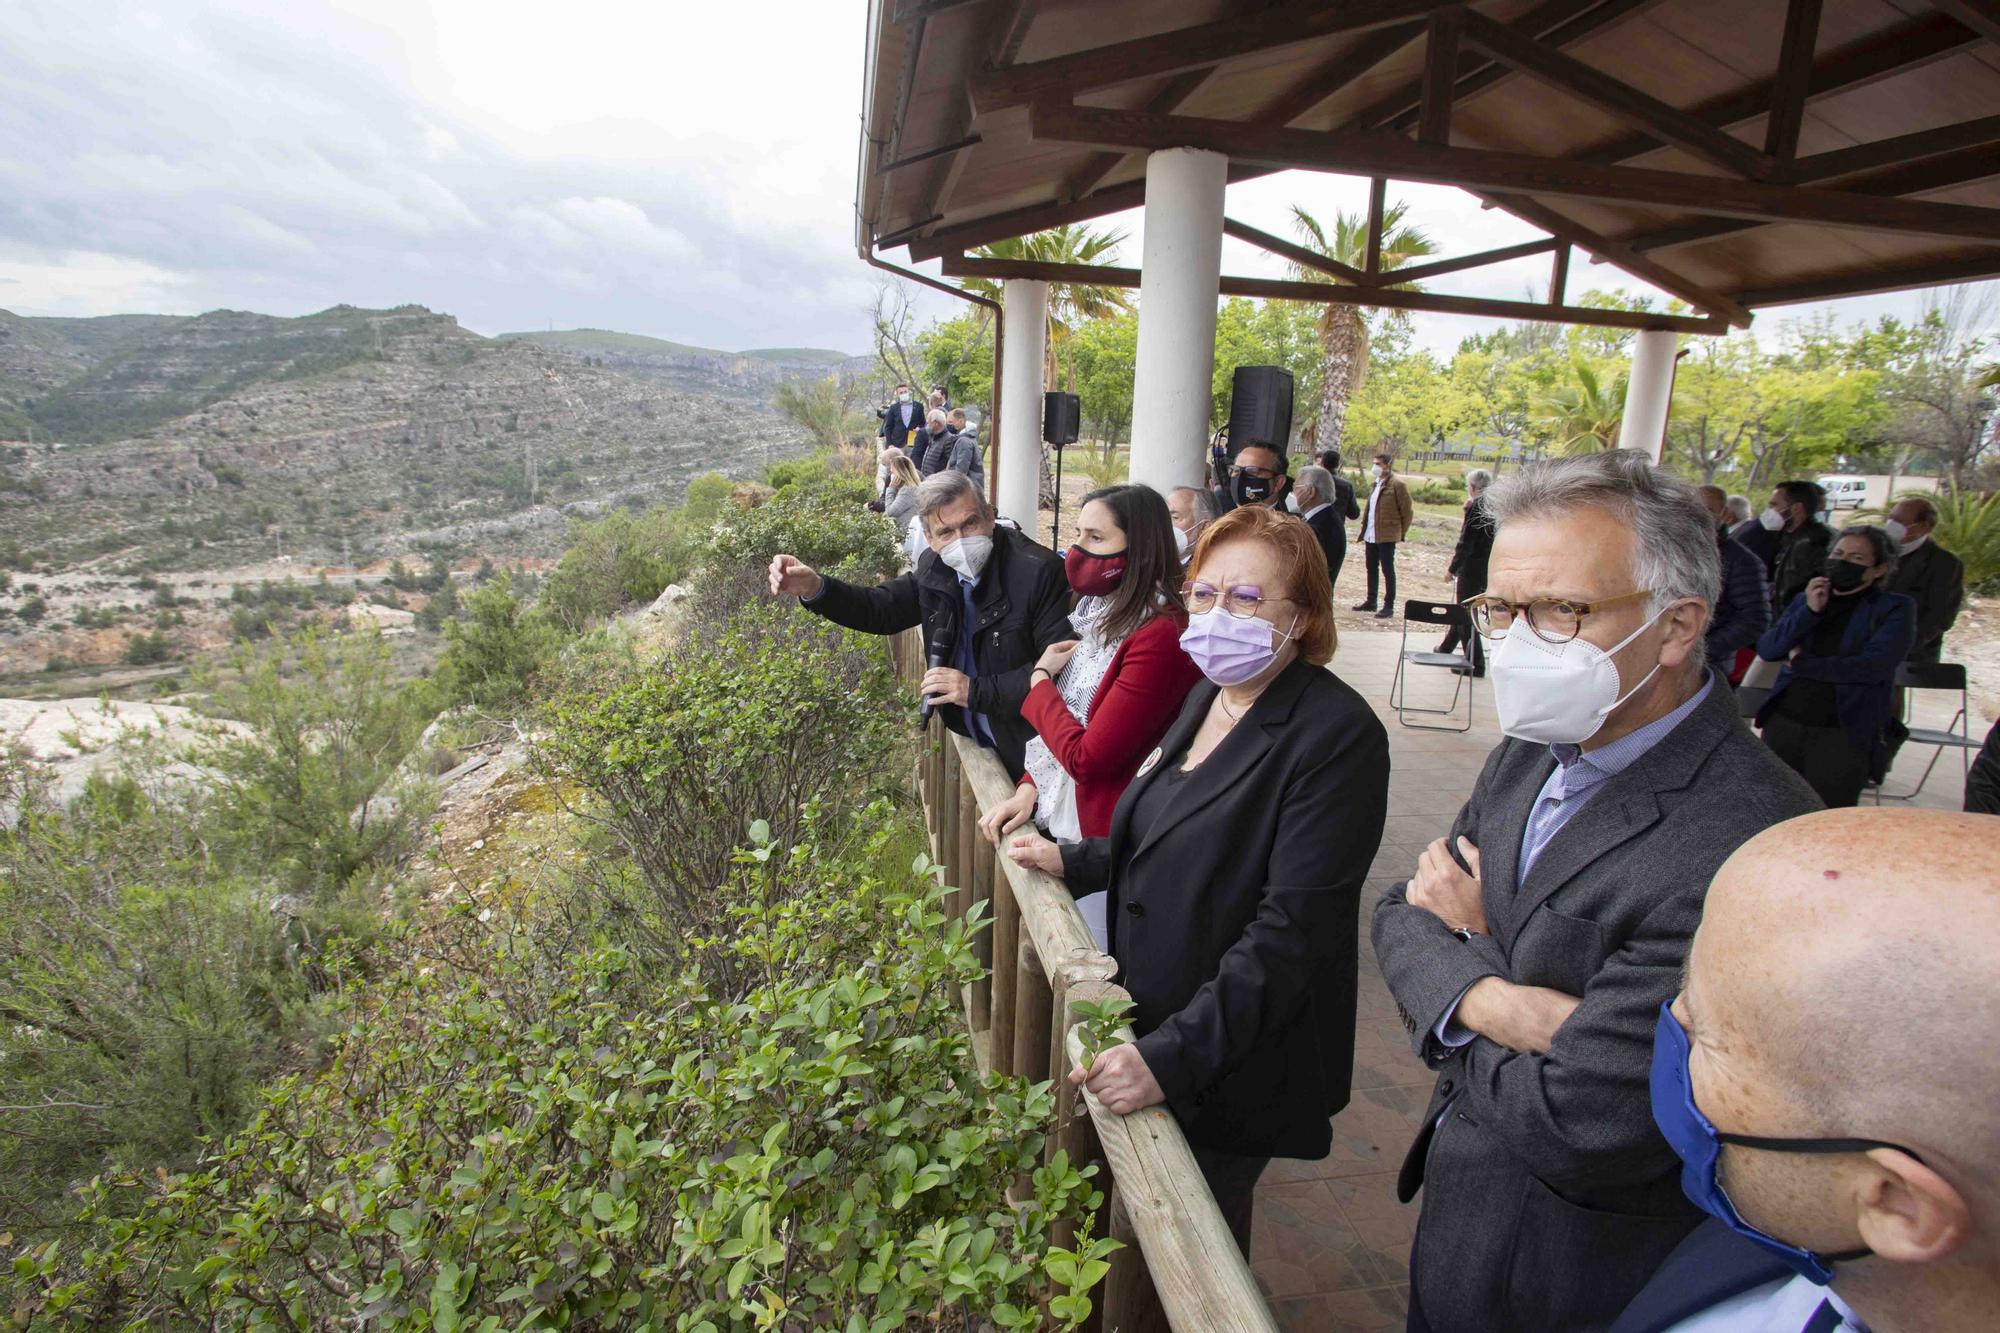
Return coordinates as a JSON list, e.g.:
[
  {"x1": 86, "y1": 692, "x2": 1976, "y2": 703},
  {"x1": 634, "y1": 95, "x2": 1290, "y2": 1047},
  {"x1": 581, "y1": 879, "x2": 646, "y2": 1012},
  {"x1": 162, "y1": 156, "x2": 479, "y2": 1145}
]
[{"x1": 1047, "y1": 440, "x2": 1065, "y2": 549}]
